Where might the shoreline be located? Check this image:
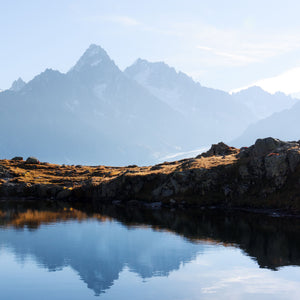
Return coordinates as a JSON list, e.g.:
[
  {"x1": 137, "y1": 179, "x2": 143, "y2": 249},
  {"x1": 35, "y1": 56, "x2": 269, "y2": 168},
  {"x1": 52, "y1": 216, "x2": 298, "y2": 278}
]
[
  {"x1": 1, "y1": 196, "x2": 300, "y2": 219},
  {"x1": 1, "y1": 137, "x2": 300, "y2": 214}
]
